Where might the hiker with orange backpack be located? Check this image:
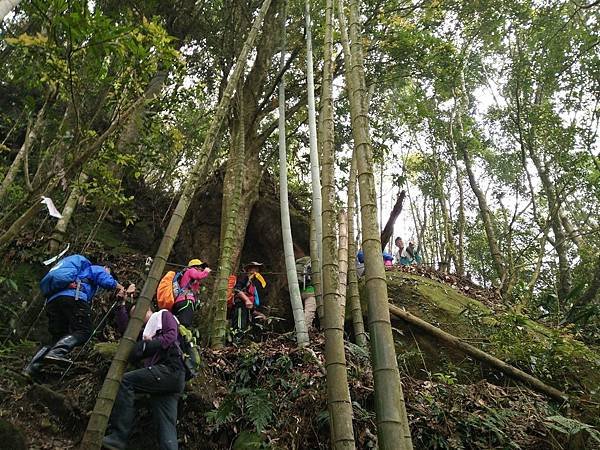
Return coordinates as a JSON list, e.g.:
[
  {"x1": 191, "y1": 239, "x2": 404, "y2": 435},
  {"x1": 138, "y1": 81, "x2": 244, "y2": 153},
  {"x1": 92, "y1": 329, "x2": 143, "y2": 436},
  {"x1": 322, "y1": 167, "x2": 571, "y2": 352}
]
[
  {"x1": 156, "y1": 259, "x2": 211, "y2": 326},
  {"x1": 229, "y1": 262, "x2": 267, "y2": 323},
  {"x1": 168, "y1": 259, "x2": 211, "y2": 327}
]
